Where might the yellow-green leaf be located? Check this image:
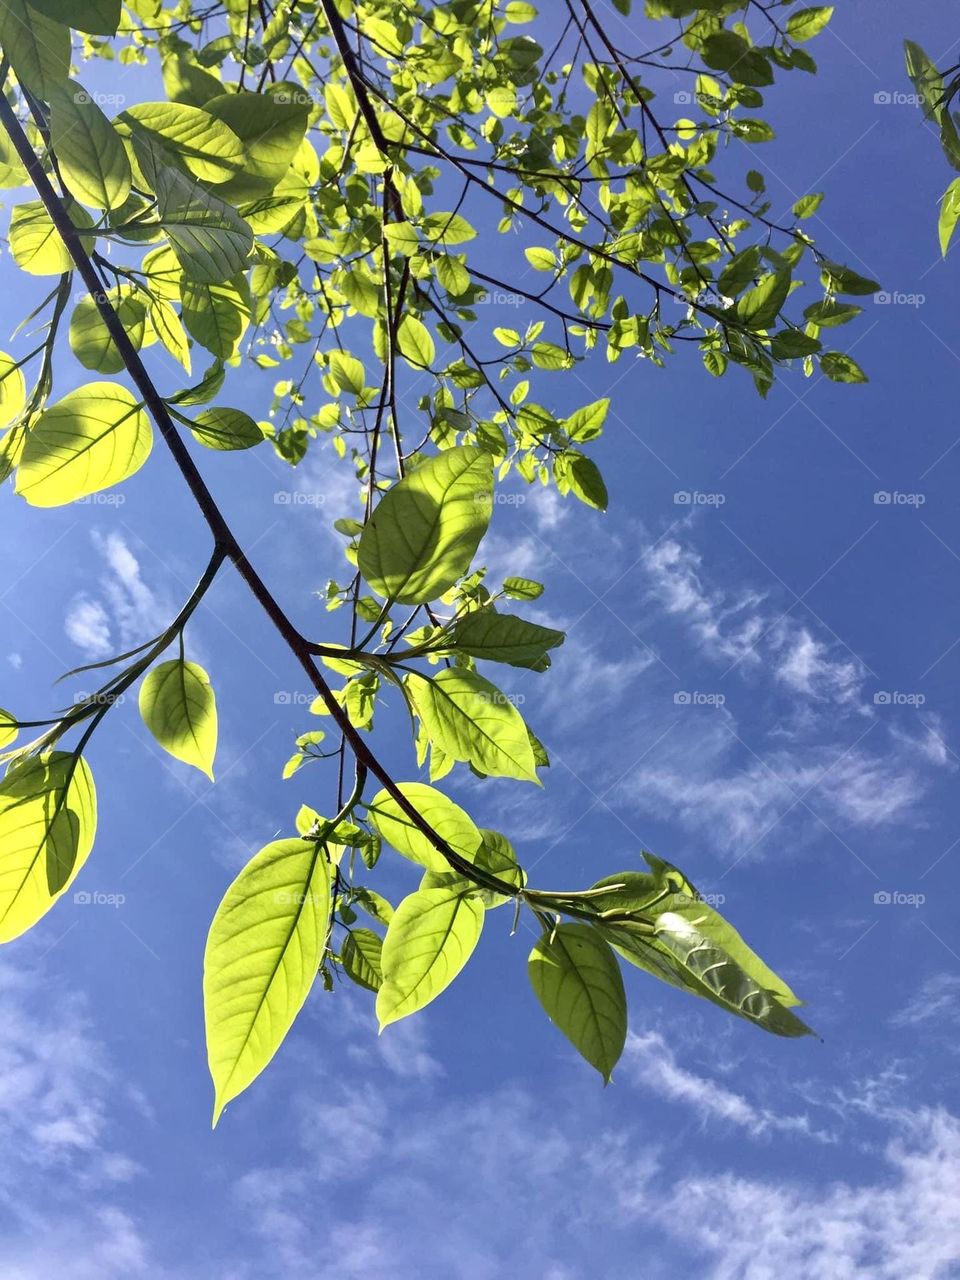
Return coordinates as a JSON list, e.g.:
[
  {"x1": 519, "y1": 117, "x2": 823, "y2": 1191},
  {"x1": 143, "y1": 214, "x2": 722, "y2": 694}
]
[
  {"x1": 376, "y1": 885, "x2": 483, "y2": 1028},
  {"x1": 138, "y1": 658, "x2": 217, "y2": 780},
  {"x1": 204, "y1": 838, "x2": 331, "y2": 1124},
  {"x1": 0, "y1": 0, "x2": 70, "y2": 98},
  {"x1": 0, "y1": 352, "x2": 26, "y2": 429},
  {"x1": 15, "y1": 382, "x2": 153, "y2": 507},
  {"x1": 366, "y1": 782, "x2": 481, "y2": 873},
  {"x1": 0, "y1": 752, "x2": 97, "y2": 943},
  {"x1": 49, "y1": 81, "x2": 132, "y2": 210},
  {"x1": 528, "y1": 923, "x2": 626, "y2": 1082},
  {"x1": 358, "y1": 446, "x2": 494, "y2": 604}
]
